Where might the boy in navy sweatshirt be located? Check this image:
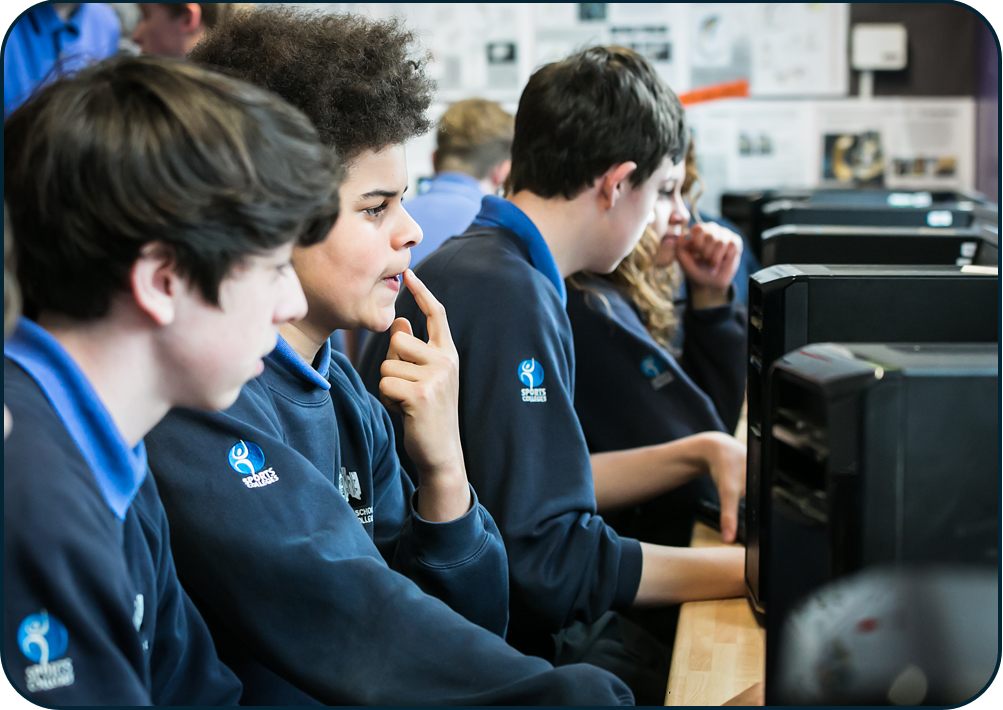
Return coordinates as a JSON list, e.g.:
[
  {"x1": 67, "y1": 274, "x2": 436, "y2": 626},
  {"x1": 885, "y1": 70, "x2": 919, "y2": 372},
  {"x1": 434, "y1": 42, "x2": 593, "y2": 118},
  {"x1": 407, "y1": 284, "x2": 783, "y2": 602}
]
[
  {"x1": 144, "y1": 7, "x2": 634, "y2": 705},
  {"x1": 3, "y1": 55, "x2": 341, "y2": 704},
  {"x1": 359, "y1": 46, "x2": 748, "y2": 703}
]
